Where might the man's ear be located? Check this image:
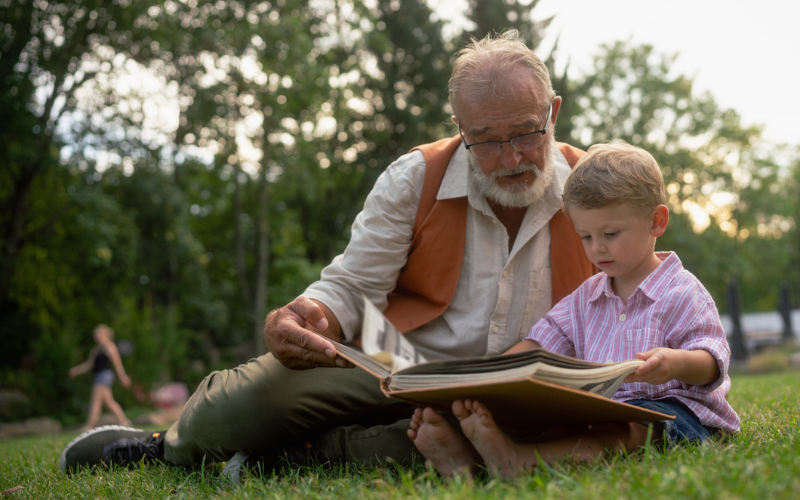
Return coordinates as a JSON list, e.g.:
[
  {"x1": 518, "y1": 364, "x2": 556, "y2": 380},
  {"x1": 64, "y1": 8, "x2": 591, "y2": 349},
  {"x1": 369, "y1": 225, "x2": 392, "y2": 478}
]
[
  {"x1": 650, "y1": 204, "x2": 669, "y2": 237},
  {"x1": 451, "y1": 115, "x2": 458, "y2": 126},
  {"x1": 550, "y1": 96, "x2": 562, "y2": 126}
]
